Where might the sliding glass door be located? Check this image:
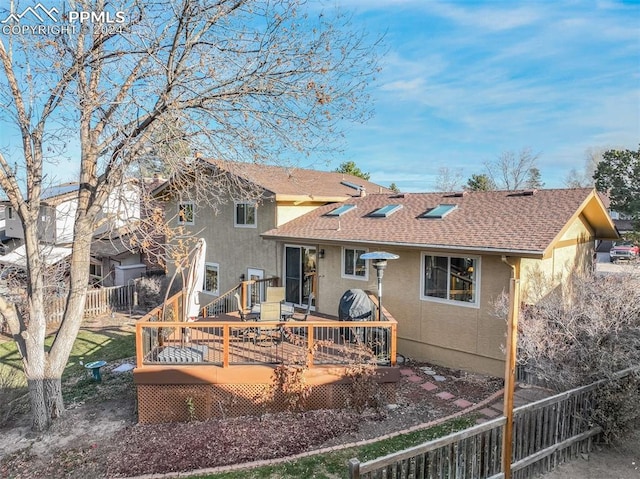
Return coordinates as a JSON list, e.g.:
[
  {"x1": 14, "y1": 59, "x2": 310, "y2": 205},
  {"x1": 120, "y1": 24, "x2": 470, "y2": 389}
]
[{"x1": 284, "y1": 245, "x2": 316, "y2": 307}]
